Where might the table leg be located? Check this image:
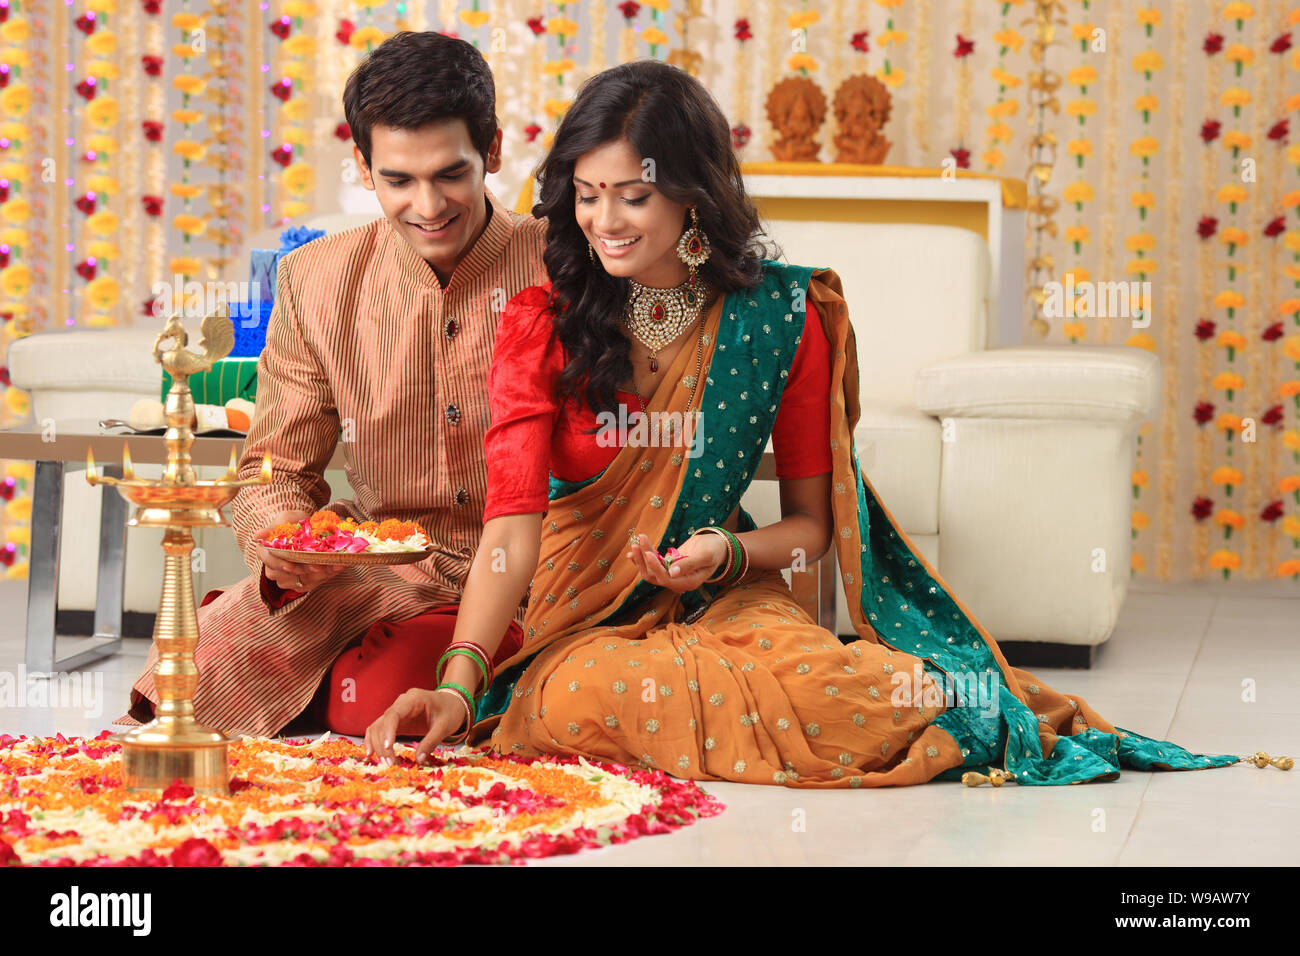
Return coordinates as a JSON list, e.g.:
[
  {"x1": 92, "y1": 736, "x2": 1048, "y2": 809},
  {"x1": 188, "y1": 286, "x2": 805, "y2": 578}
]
[
  {"x1": 24, "y1": 460, "x2": 124, "y2": 675},
  {"x1": 92, "y1": 465, "x2": 127, "y2": 643},
  {"x1": 24, "y1": 459, "x2": 63, "y2": 675}
]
